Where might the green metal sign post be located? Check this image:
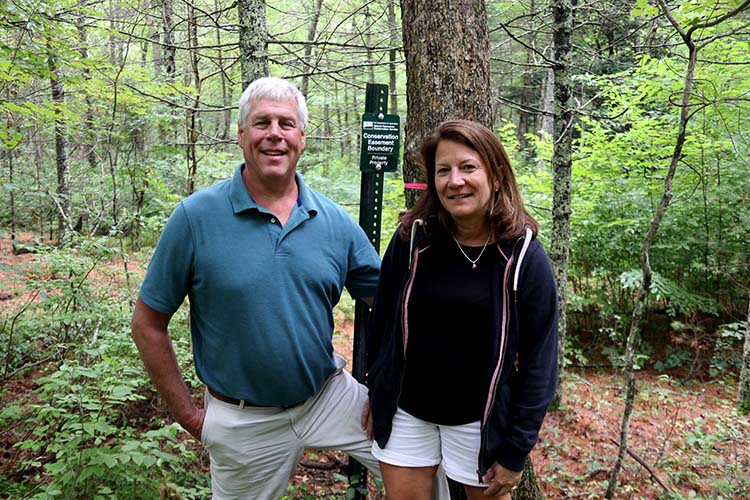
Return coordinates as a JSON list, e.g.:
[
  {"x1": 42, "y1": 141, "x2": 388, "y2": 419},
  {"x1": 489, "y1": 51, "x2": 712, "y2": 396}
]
[{"x1": 349, "y1": 83, "x2": 400, "y2": 498}]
